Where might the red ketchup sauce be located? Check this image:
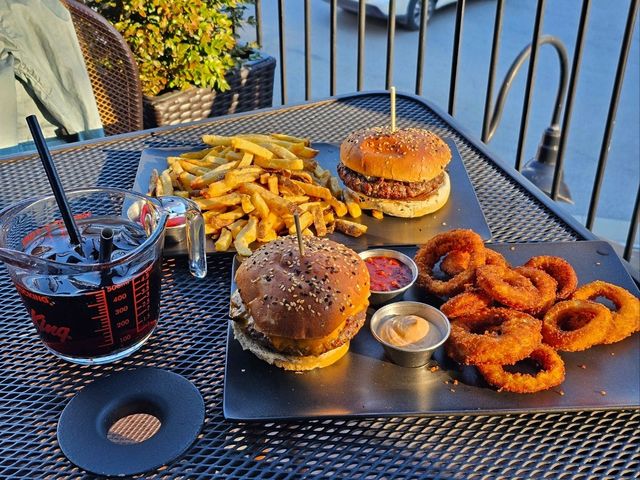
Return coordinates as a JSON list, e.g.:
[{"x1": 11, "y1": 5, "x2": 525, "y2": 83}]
[{"x1": 364, "y1": 256, "x2": 413, "y2": 291}]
